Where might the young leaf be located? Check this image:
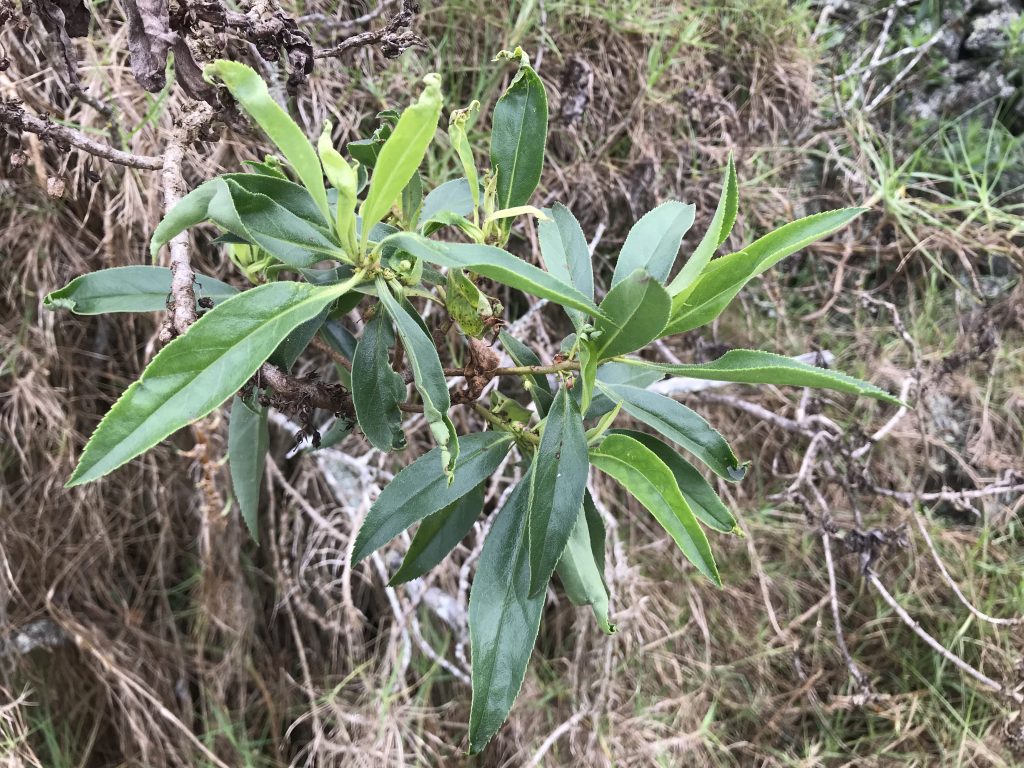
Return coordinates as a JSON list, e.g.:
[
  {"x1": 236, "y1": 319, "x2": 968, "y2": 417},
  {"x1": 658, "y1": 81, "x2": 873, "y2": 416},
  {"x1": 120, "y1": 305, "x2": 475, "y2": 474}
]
[
  {"x1": 555, "y1": 495, "x2": 615, "y2": 634},
  {"x1": 667, "y1": 154, "x2": 738, "y2": 299},
  {"x1": 385, "y1": 233, "x2": 606, "y2": 320},
  {"x1": 498, "y1": 330, "x2": 553, "y2": 417},
  {"x1": 360, "y1": 74, "x2": 443, "y2": 249},
  {"x1": 593, "y1": 269, "x2": 671, "y2": 360},
  {"x1": 490, "y1": 47, "x2": 548, "y2": 214},
  {"x1": 538, "y1": 202, "x2": 593, "y2": 329},
  {"x1": 352, "y1": 312, "x2": 408, "y2": 452},
  {"x1": 468, "y1": 469, "x2": 544, "y2": 754},
  {"x1": 625, "y1": 349, "x2": 901, "y2": 405},
  {"x1": 609, "y1": 429, "x2": 737, "y2": 533},
  {"x1": 66, "y1": 274, "x2": 364, "y2": 487},
  {"x1": 597, "y1": 382, "x2": 745, "y2": 481},
  {"x1": 44, "y1": 266, "x2": 236, "y2": 315},
  {"x1": 664, "y1": 208, "x2": 867, "y2": 335},
  {"x1": 389, "y1": 483, "x2": 485, "y2": 585},
  {"x1": 527, "y1": 387, "x2": 589, "y2": 596},
  {"x1": 228, "y1": 395, "x2": 269, "y2": 539},
  {"x1": 590, "y1": 433, "x2": 720, "y2": 585},
  {"x1": 318, "y1": 121, "x2": 359, "y2": 252},
  {"x1": 351, "y1": 432, "x2": 514, "y2": 563},
  {"x1": 204, "y1": 60, "x2": 331, "y2": 222},
  {"x1": 611, "y1": 200, "x2": 696, "y2": 288},
  {"x1": 448, "y1": 101, "x2": 481, "y2": 220},
  {"x1": 376, "y1": 280, "x2": 459, "y2": 475}
]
